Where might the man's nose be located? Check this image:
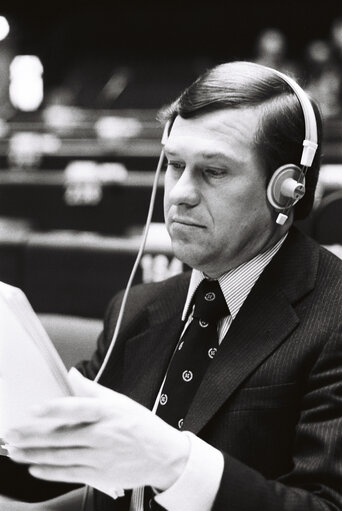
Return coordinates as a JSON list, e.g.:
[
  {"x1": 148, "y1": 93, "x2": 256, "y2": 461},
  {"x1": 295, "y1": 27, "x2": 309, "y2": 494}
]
[{"x1": 168, "y1": 168, "x2": 200, "y2": 207}]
